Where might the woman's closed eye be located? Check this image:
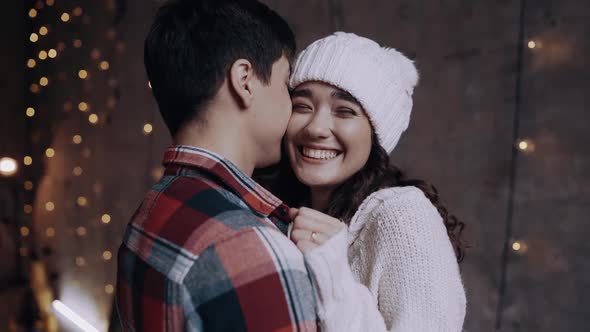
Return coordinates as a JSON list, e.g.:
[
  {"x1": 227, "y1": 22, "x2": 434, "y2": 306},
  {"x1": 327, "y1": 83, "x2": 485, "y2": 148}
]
[{"x1": 334, "y1": 107, "x2": 358, "y2": 117}]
